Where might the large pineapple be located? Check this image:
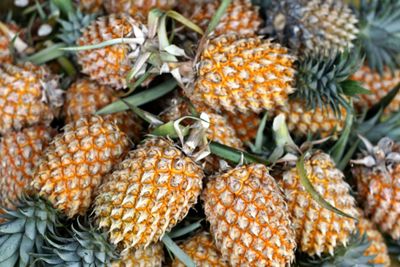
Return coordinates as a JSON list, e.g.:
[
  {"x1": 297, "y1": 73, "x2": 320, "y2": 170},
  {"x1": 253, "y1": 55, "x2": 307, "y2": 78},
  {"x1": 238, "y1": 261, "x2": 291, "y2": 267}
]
[
  {"x1": 0, "y1": 63, "x2": 63, "y2": 134},
  {"x1": 111, "y1": 243, "x2": 164, "y2": 267},
  {"x1": 202, "y1": 164, "x2": 296, "y2": 266},
  {"x1": 352, "y1": 137, "x2": 400, "y2": 240},
  {"x1": 280, "y1": 151, "x2": 359, "y2": 256},
  {"x1": 94, "y1": 137, "x2": 204, "y2": 251},
  {"x1": 172, "y1": 231, "x2": 228, "y2": 267},
  {"x1": 104, "y1": 0, "x2": 177, "y2": 17},
  {"x1": 0, "y1": 125, "x2": 54, "y2": 210},
  {"x1": 31, "y1": 116, "x2": 130, "y2": 218},
  {"x1": 64, "y1": 78, "x2": 142, "y2": 141},
  {"x1": 224, "y1": 111, "x2": 260, "y2": 143}
]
